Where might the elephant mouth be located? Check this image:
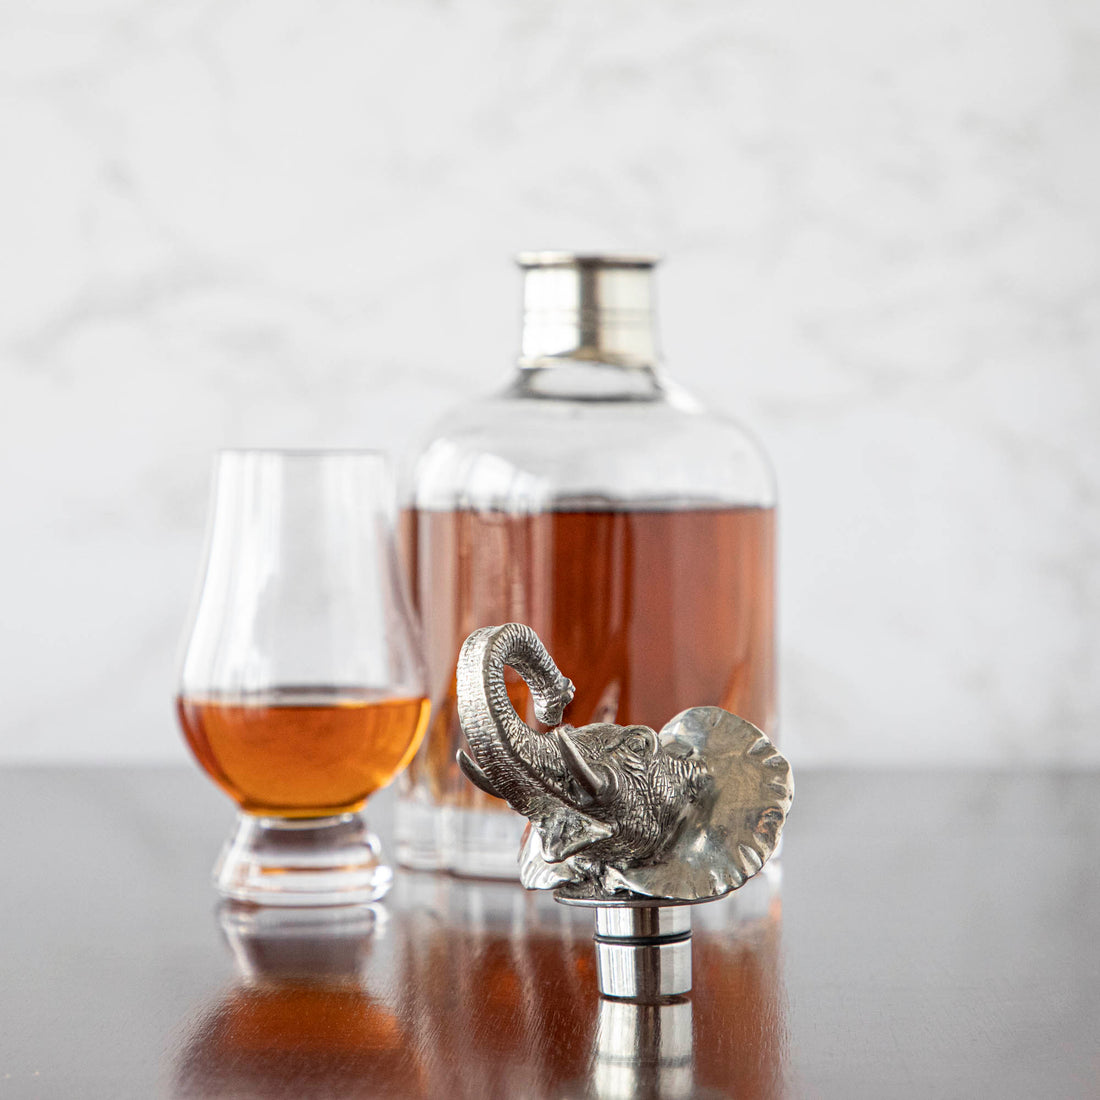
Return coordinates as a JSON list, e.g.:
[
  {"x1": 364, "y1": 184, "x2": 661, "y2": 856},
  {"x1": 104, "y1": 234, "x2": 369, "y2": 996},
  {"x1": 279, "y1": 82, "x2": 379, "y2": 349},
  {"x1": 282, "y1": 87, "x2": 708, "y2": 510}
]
[{"x1": 536, "y1": 805, "x2": 615, "y2": 862}]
